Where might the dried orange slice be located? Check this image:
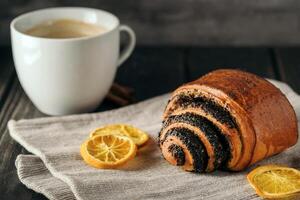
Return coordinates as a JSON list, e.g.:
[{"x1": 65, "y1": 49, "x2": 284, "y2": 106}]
[
  {"x1": 89, "y1": 124, "x2": 149, "y2": 147},
  {"x1": 80, "y1": 134, "x2": 137, "y2": 169},
  {"x1": 247, "y1": 165, "x2": 300, "y2": 199}
]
